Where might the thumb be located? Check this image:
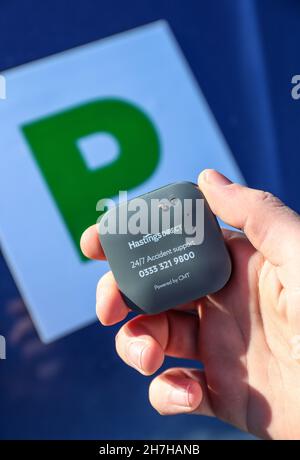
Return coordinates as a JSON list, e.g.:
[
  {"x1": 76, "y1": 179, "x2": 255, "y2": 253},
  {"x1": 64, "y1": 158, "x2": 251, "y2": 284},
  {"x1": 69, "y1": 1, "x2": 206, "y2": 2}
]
[{"x1": 198, "y1": 169, "x2": 300, "y2": 266}]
